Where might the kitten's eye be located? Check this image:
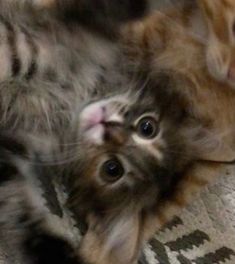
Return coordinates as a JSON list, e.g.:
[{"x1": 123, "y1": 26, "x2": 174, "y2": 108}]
[
  {"x1": 101, "y1": 159, "x2": 124, "y2": 183},
  {"x1": 233, "y1": 21, "x2": 235, "y2": 36},
  {"x1": 136, "y1": 117, "x2": 159, "y2": 139}
]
